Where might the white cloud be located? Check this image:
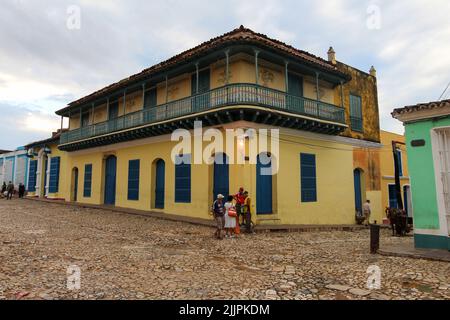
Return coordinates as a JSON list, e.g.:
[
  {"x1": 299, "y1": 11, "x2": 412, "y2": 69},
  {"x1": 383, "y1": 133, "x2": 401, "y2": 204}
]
[{"x1": 0, "y1": 0, "x2": 449, "y2": 147}]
